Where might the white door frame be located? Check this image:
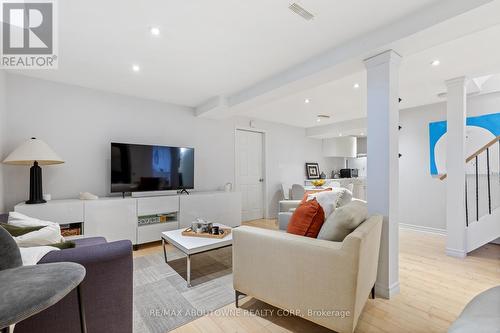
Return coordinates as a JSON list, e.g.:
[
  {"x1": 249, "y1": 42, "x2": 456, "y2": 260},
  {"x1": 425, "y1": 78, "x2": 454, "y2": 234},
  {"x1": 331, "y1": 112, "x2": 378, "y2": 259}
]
[{"x1": 234, "y1": 127, "x2": 269, "y2": 219}]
